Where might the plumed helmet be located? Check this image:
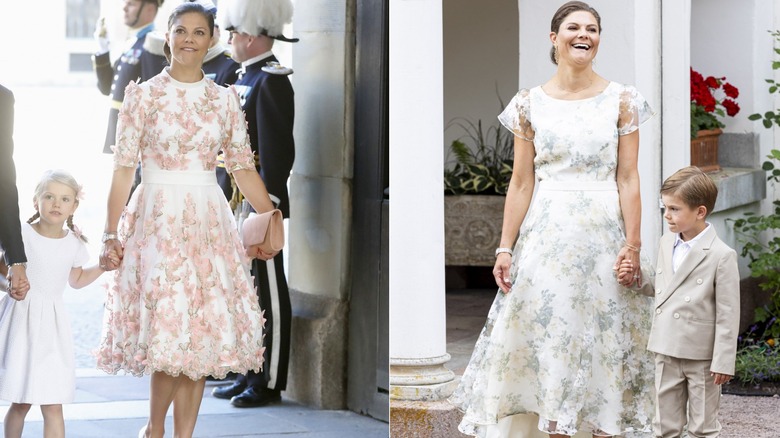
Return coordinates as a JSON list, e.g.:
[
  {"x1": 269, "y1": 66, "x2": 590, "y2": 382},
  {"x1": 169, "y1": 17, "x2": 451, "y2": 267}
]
[{"x1": 219, "y1": 0, "x2": 299, "y2": 42}]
